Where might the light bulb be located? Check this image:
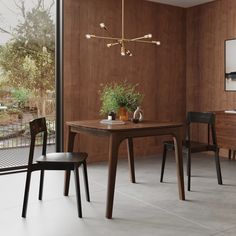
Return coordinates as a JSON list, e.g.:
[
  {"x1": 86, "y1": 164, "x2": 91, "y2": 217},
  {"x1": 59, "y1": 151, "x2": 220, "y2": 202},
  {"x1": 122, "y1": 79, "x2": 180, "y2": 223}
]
[
  {"x1": 100, "y1": 23, "x2": 105, "y2": 28},
  {"x1": 100, "y1": 22, "x2": 108, "y2": 31},
  {"x1": 152, "y1": 41, "x2": 161, "y2": 45},
  {"x1": 144, "y1": 34, "x2": 152, "y2": 38},
  {"x1": 107, "y1": 43, "x2": 112, "y2": 48},
  {"x1": 121, "y1": 46, "x2": 126, "y2": 56},
  {"x1": 85, "y1": 34, "x2": 92, "y2": 39}
]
